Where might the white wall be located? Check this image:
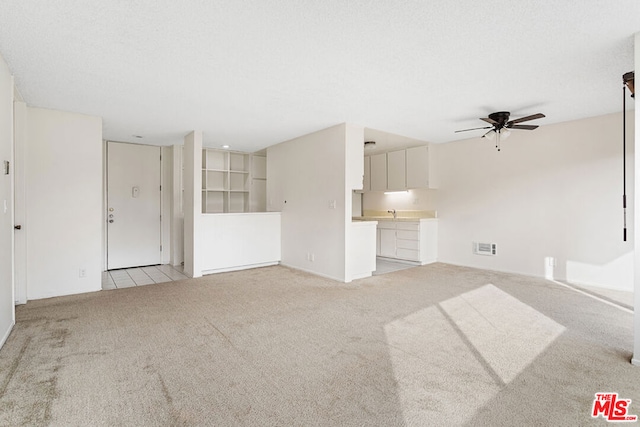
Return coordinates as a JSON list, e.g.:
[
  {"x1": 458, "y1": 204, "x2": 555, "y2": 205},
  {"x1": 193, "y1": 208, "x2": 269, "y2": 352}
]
[
  {"x1": 267, "y1": 124, "x2": 349, "y2": 281},
  {"x1": 200, "y1": 212, "x2": 281, "y2": 273},
  {"x1": 437, "y1": 112, "x2": 634, "y2": 291},
  {"x1": 631, "y1": 30, "x2": 639, "y2": 366},
  {"x1": 26, "y1": 107, "x2": 102, "y2": 299},
  {"x1": 344, "y1": 124, "x2": 377, "y2": 281},
  {"x1": 0, "y1": 52, "x2": 14, "y2": 348},
  {"x1": 182, "y1": 131, "x2": 202, "y2": 278}
]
